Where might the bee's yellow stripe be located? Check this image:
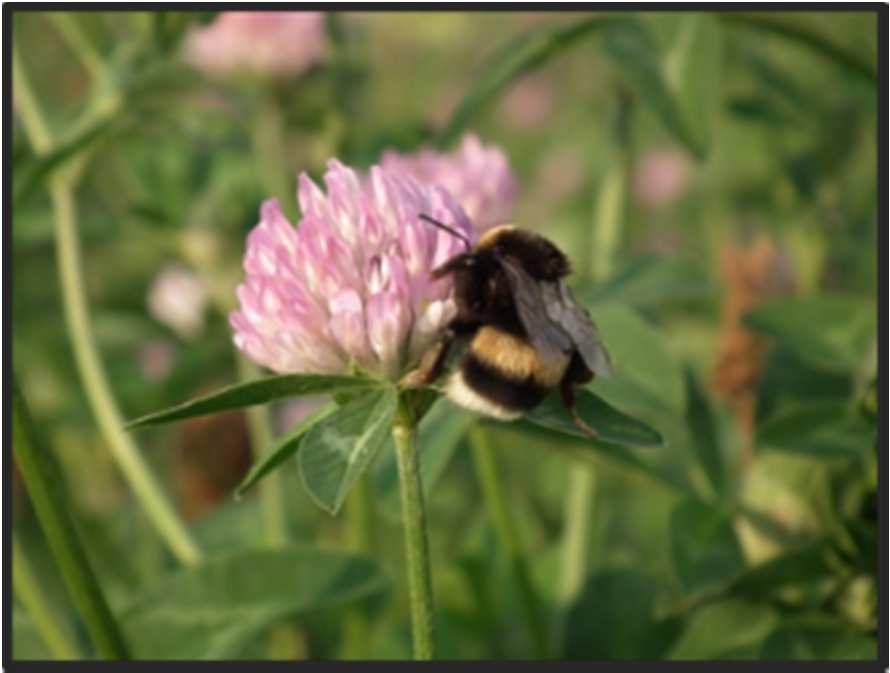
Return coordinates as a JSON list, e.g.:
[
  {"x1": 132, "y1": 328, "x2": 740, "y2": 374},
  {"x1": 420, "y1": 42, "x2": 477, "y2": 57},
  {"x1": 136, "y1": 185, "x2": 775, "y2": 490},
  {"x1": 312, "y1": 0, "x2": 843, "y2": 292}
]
[{"x1": 470, "y1": 326, "x2": 568, "y2": 387}]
